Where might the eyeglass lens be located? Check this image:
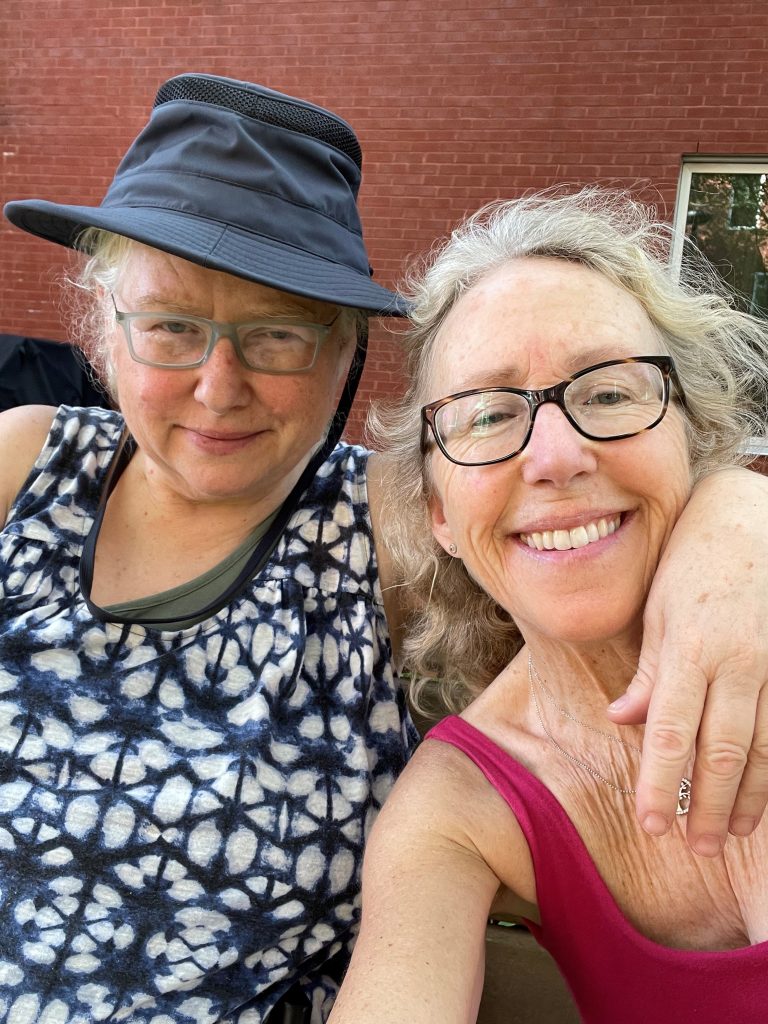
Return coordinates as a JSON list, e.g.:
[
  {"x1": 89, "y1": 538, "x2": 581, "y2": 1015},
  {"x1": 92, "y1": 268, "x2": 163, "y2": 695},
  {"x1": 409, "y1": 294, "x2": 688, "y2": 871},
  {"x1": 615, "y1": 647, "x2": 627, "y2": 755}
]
[
  {"x1": 433, "y1": 361, "x2": 667, "y2": 465},
  {"x1": 125, "y1": 314, "x2": 322, "y2": 371}
]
